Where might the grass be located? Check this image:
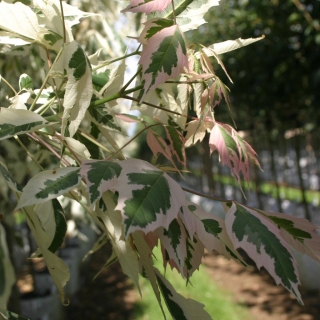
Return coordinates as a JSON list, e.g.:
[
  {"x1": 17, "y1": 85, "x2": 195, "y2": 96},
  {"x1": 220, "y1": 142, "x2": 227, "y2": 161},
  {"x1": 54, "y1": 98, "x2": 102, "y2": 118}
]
[{"x1": 133, "y1": 245, "x2": 253, "y2": 320}]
